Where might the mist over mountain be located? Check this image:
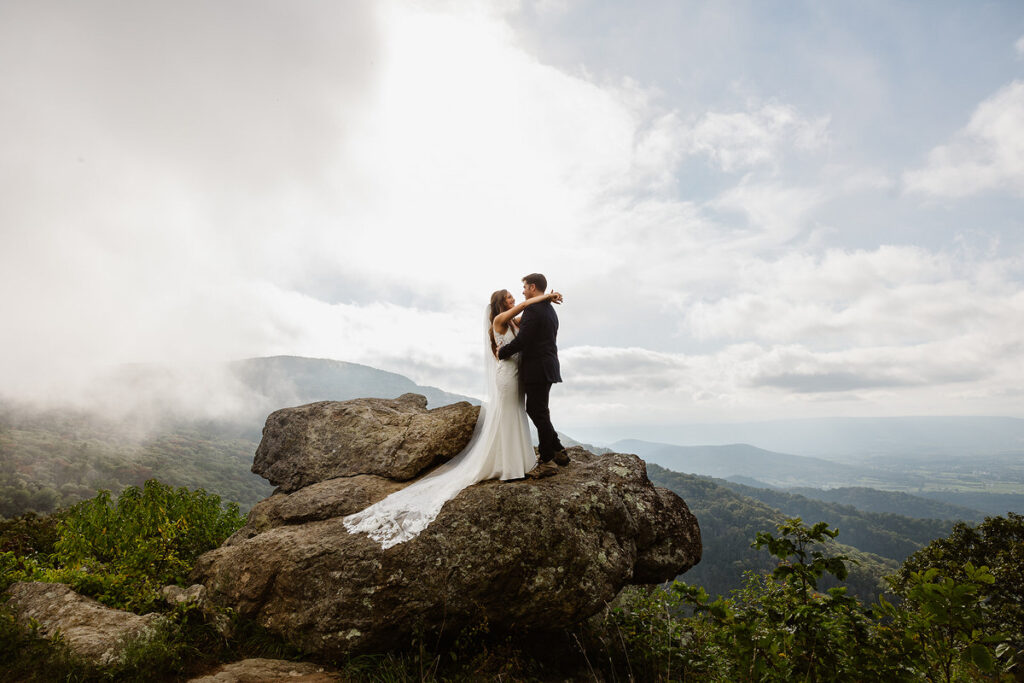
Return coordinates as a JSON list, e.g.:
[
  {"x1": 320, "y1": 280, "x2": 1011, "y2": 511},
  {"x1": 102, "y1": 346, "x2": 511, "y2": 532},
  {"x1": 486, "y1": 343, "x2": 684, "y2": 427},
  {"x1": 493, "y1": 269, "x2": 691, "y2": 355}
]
[
  {"x1": 228, "y1": 355, "x2": 475, "y2": 411},
  {"x1": 32, "y1": 355, "x2": 479, "y2": 438},
  {"x1": 0, "y1": 356, "x2": 478, "y2": 516}
]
